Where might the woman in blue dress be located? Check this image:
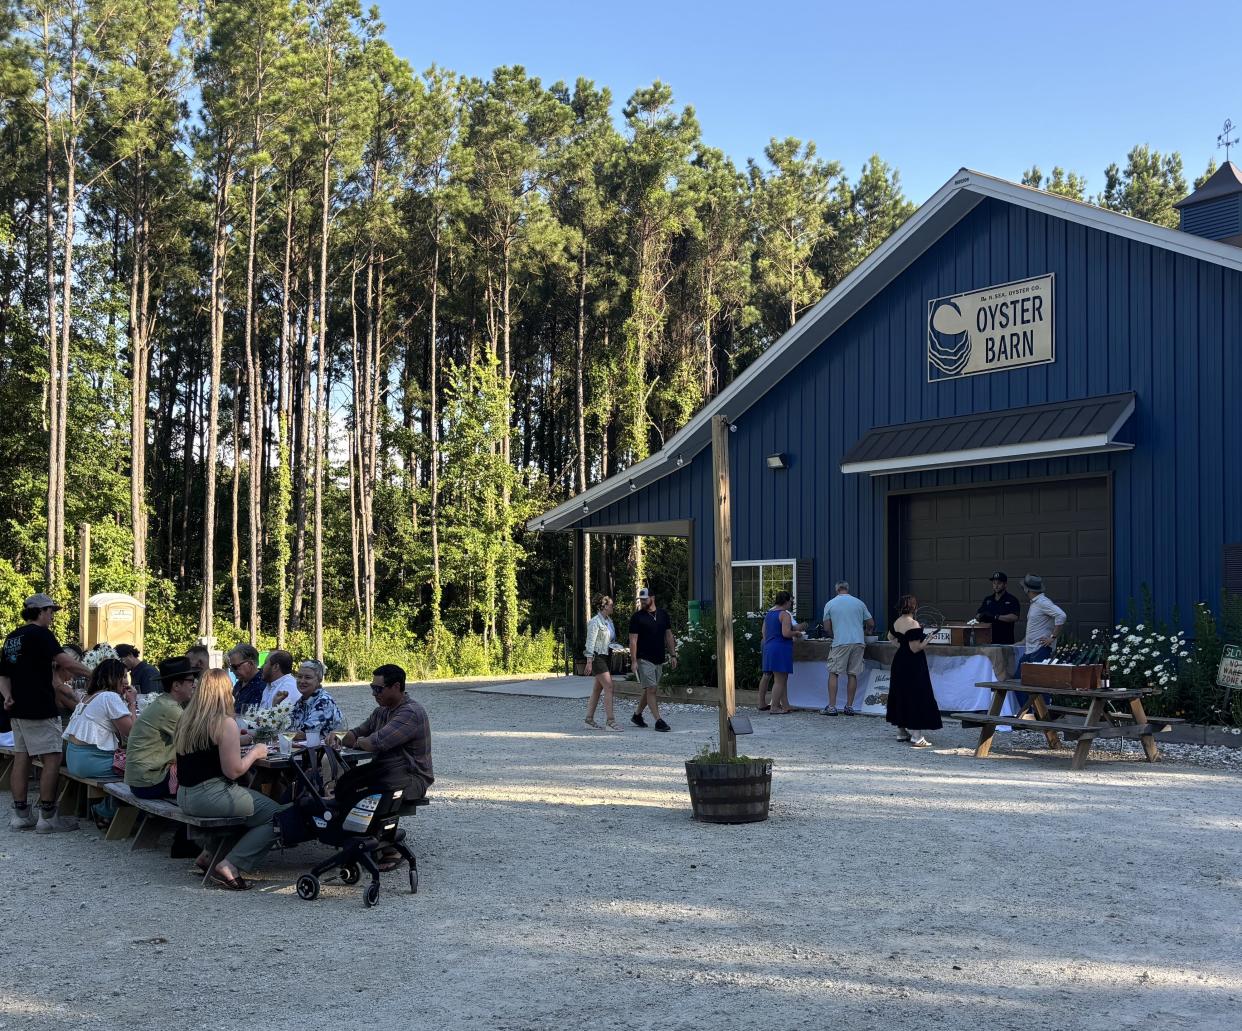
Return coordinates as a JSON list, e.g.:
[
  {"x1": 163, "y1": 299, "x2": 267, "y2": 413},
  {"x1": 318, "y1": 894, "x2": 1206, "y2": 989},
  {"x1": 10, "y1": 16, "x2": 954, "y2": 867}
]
[{"x1": 762, "y1": 592, "x2": 805, "y2": 714}]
